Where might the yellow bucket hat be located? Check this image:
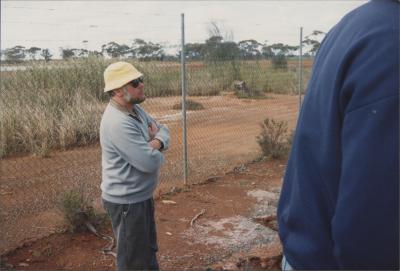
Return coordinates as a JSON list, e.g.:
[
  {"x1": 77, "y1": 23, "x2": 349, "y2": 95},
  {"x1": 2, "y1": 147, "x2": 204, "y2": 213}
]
[{"x1": 103, "y1": 62, "x2": 143, "y2": 92}]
